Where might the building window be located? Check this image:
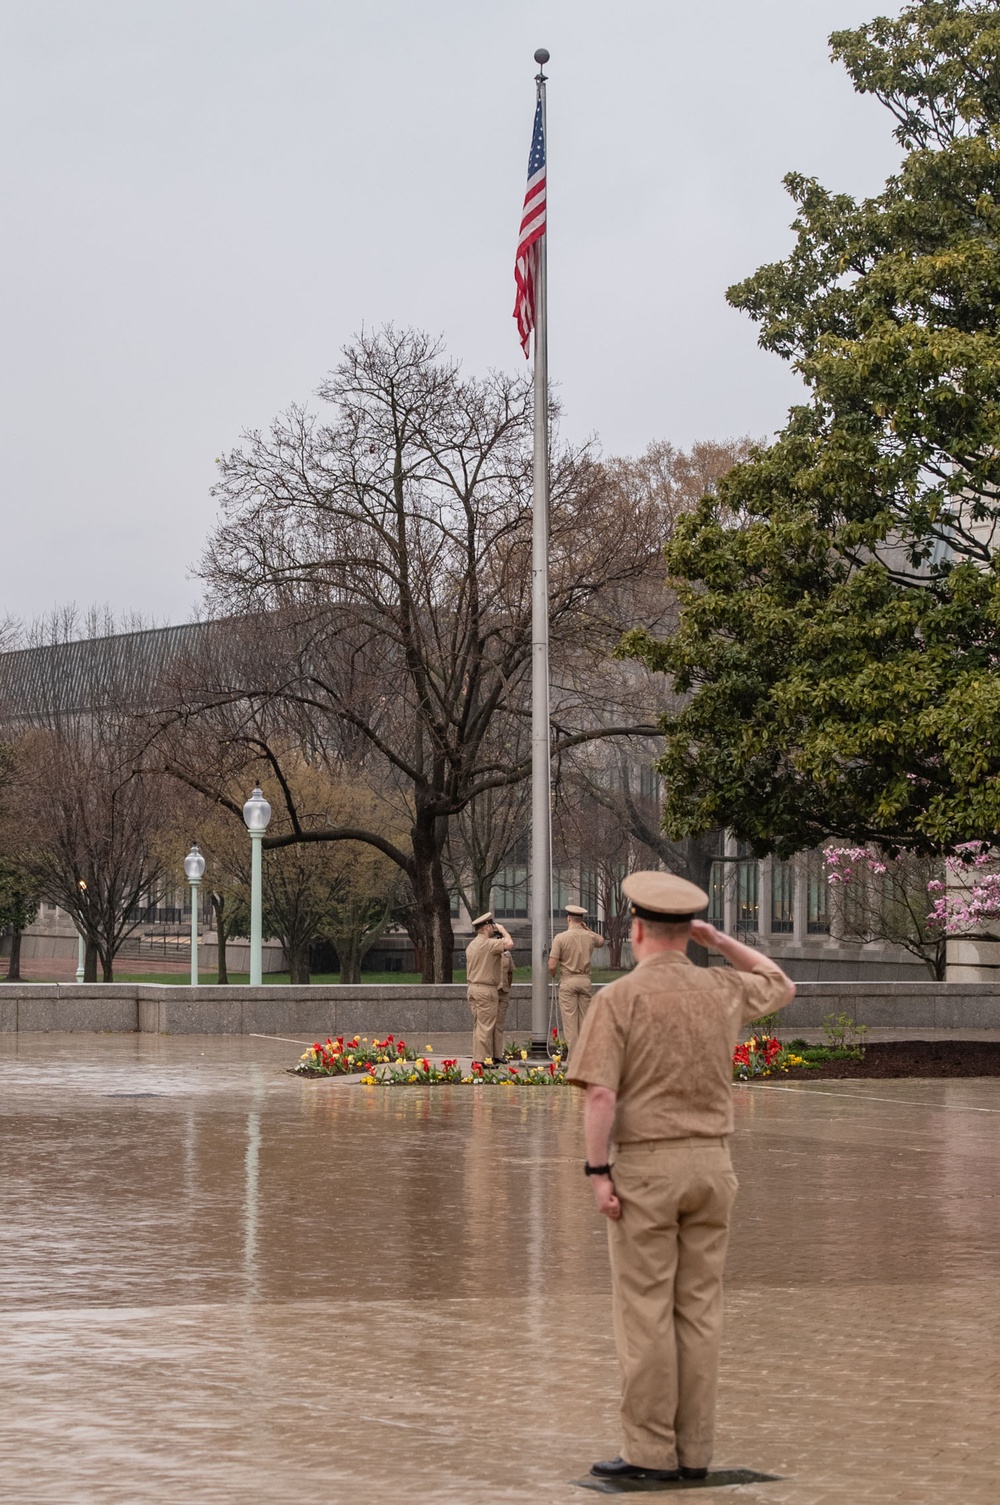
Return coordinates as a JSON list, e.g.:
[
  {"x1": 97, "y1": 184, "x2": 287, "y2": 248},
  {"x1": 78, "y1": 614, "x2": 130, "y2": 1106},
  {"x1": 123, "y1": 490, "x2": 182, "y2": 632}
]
[
  {"x1": 450, "y1": 891, "x2": 460, "y2": 918},
  {"x1": 708, "y1": 859, "x2": 725, "y2": 926},
  {"x1": 771, "y1": 861, "x2": 795, "y2": 933},
  {"x1": 736, "y1": 845, "x2": 758, "y2": 934},
  {"x1": 807, "y1": 853, "x2": 831, "y2": 933},
  {"x1": 493, "y1": 865, "x2": 528, "y2": 920}
]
